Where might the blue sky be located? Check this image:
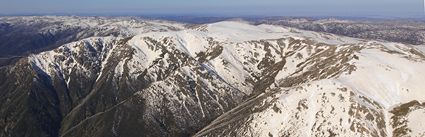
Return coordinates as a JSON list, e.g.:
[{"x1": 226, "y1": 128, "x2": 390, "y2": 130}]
[{"x1": 0, "y1": 0, "x2": 422, "y2": 17}]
